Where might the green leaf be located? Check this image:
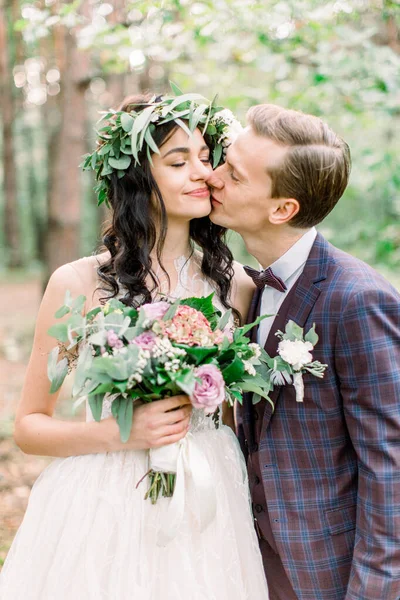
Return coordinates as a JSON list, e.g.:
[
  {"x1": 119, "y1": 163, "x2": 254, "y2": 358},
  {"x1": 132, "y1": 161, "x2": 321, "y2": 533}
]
[
  {"x1": 222, "y1": 356, "x2": 245, "y2": 385},
  {"x1": 175, "y1": 369, "x2": 197, "y2": 396},
  {"x1": 131, "y1": 105, "x2": 157, "y2": 163},
  {"x1": 144, "y1": 127, "x2": 160, "y2": 155},
  {"x1": 88, "y1": 382, "x2": 114, "y2": 396},
  {"x1": 47, "y1": 348, "x2": 69, "y2": 393},
  {"x1": 88, "y1": 394, "x2": 103, "y2": 422},
  {"x1": 108, "y1": 155, "x2": 131, "y2": 170},
  {"x1": 86, "y1": 307, "x2": 102, "y2": 320},
  {"x1": 163, "y1": 300, "x2": 180, "y2": 321},
  {"x1": 175, "y1": 118, "x2": 193, "y2": 138},
  {"x1": 91, "y1": 152, "x2": 98, "y2": 170},
  {"x1": 169, "y1": 81, "x2": 184, "y2": 96},
  {"x1": 285, "y1": 320, "x2": 304, "y2": 341},
  {"x1": 121, "y1": 112, "x2": 134, "y2": 133},
  {"x1": 55, "y1": 305, "x2": 70, "y2": 319},
  {"x1": 213, "y1": 144, "x2": 223, "y2": 168},
  {"x1": 91, "y1": 355, "x2": 128, "y2": 380},
  {"x1": 98, "y1": 144, "x2": 112, "y2": 156},
  {"x1": 217, "y1": 309, "x2": 232, "y2": 332},
  {"x1": 239, "y1": 313, "x2": 274, "y2": 338},
  {"x1": 190, "y1": 103, "x2": 209, "y2": 132},
  {"x1": 239, "y1": 382, "x2": 274, "y2": 411},
  {"x1": 47, "y1": 323, "x2": 69, "y2": 343},
  {"x1": 101, "y1": 162, "x2": 113, "y2": 176},
  {"x1": 305, "y1": 323, "x2": 319, "y2": 346},
  {"x1": 71, "y1": 294, "x2": 86, "y2": 313},
  {"x1": 176, "y1": 344, "x2": 217, "y2": 365},
  {"x1": 165, "y1": 93, "x2": 206, "y2": 115},
  {"x1": 115, "y1": 396, "x2": 134, "y2": 443}
]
